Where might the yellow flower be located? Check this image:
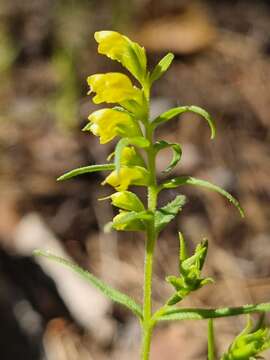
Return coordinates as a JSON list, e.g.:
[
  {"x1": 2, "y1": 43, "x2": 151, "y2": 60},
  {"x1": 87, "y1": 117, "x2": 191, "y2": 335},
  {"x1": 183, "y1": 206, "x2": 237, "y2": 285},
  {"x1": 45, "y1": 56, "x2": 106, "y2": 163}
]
[
  {"x1": 111, "y1": 191, "x2": 145, "y2": 212},
  {"x1": 102, "y1": 166, "x2": 149, "y2": 191},
  {"x1": 85, "y1": 109, "x2": 141, "y2": 144},
  {"x1": 94, "y1": 31, "x2": 147, "y2": 83},
  {"x1": 120, "y1": 146, "x2": 145, "y2": 167},
  {"x1": 87, "y1": 72, "x2": 141, "y2": 105},
  {"x1": 112, "y1": 211, "x2": 146, "y2": 231}
]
